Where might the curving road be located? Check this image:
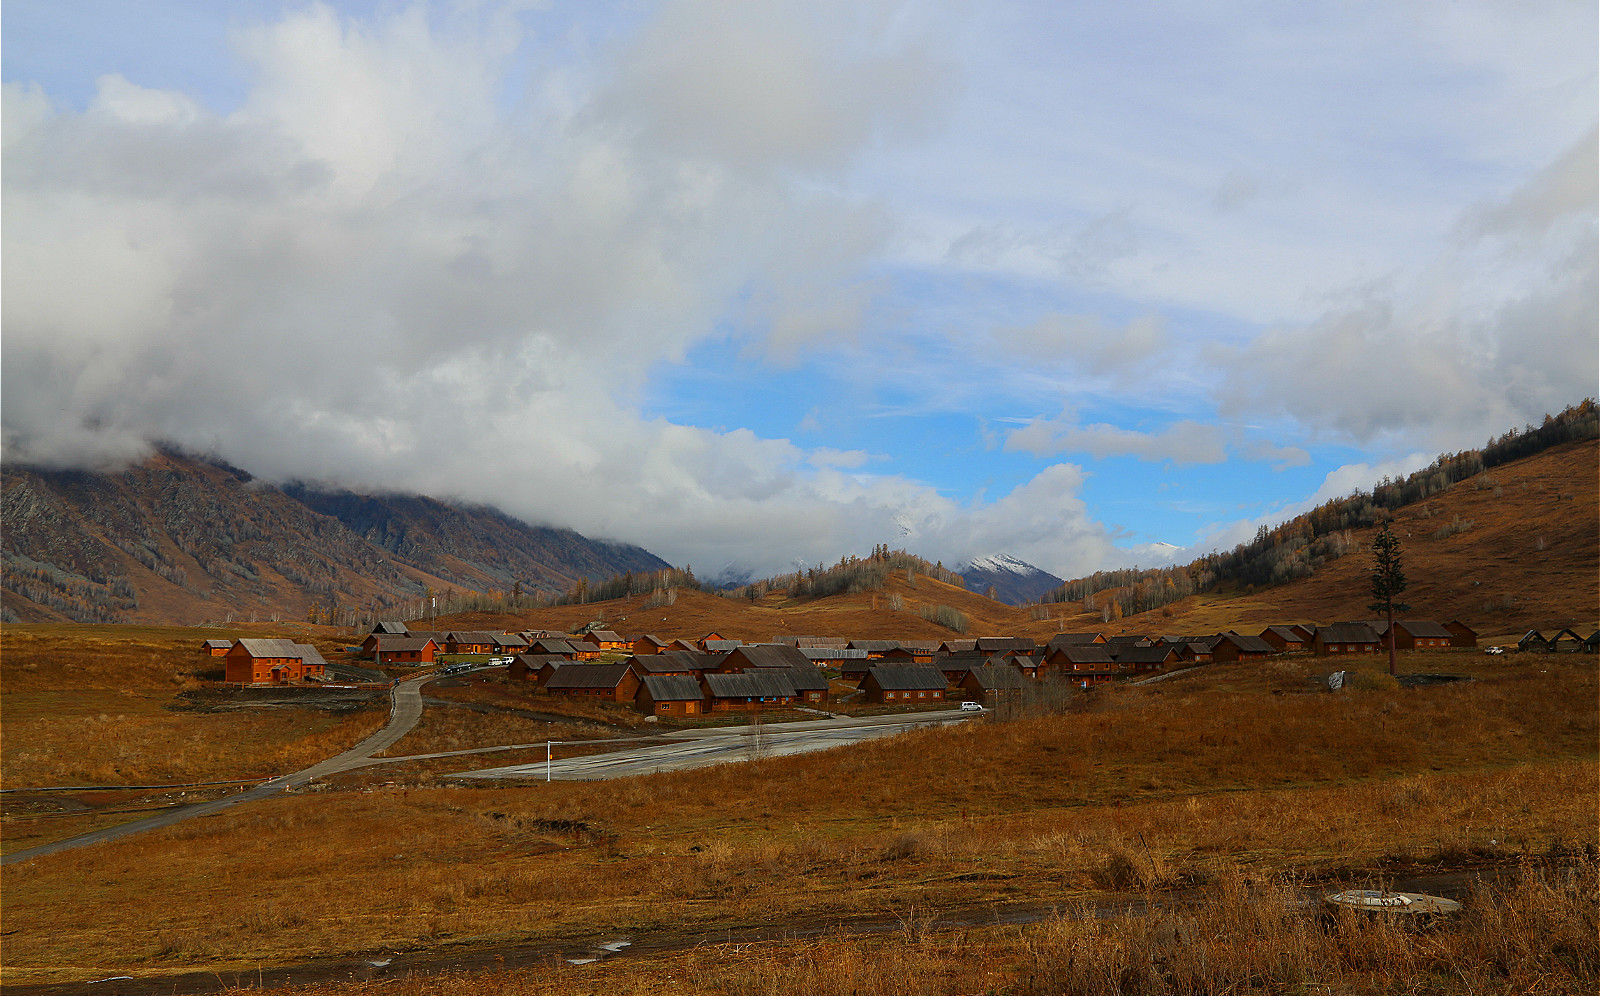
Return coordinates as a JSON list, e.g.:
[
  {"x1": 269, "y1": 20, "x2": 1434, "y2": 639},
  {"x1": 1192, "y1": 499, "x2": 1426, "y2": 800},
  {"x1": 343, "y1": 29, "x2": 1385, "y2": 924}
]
[{"x1": 1, "y1": 675, "x2": 434, "y2": 866}]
